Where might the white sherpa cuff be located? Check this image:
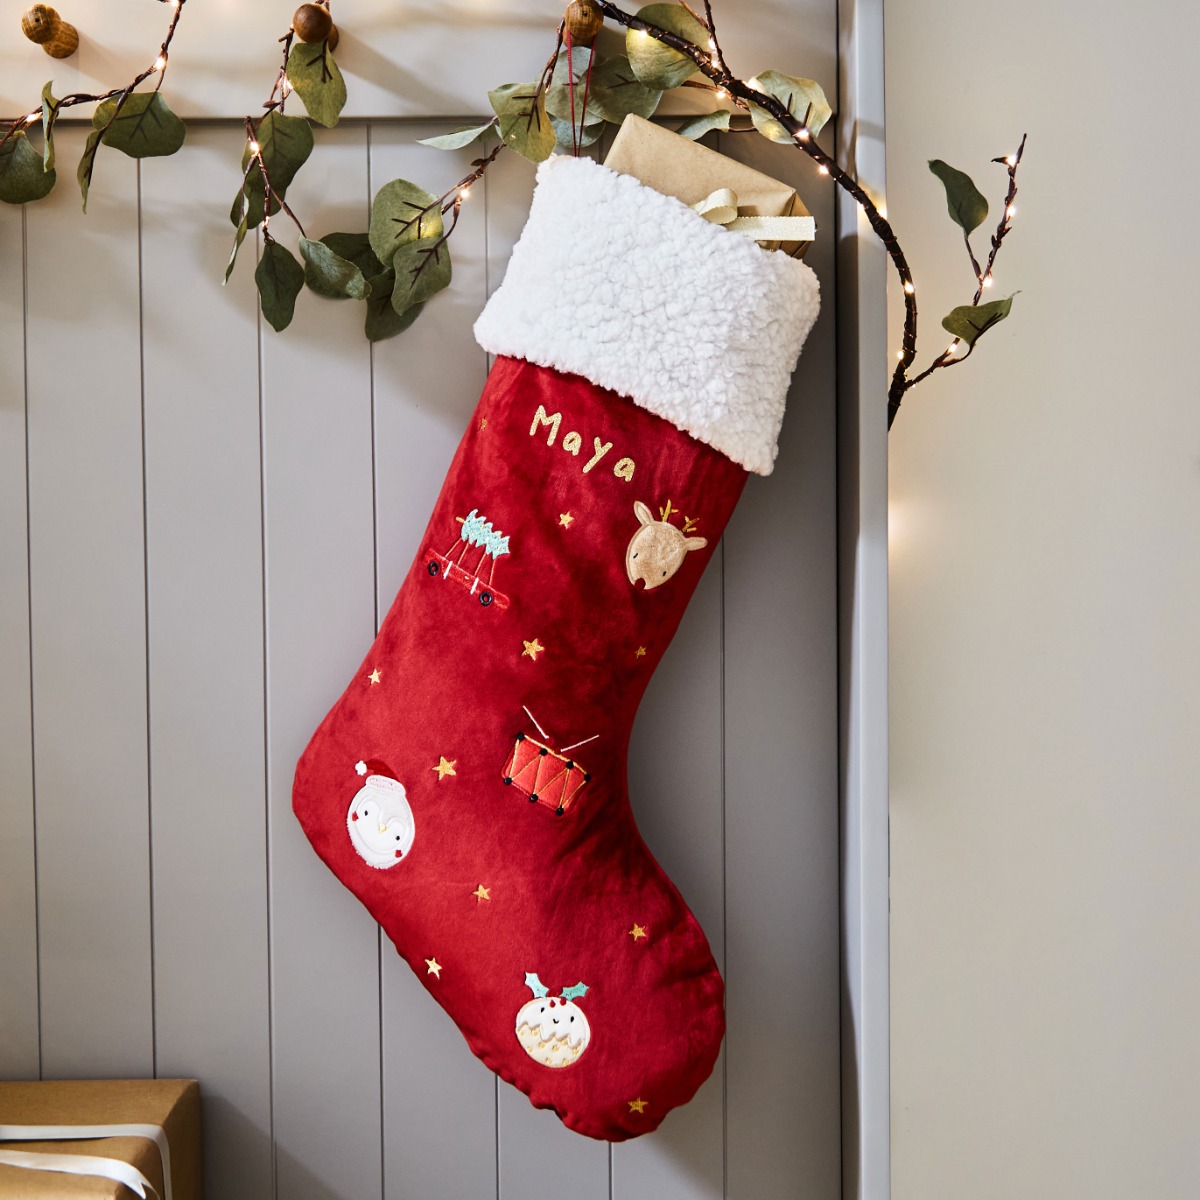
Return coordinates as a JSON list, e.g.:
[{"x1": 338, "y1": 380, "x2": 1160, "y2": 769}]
[{"x1": 474, "y1": 155, "x2": 820, "y2": 475}]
